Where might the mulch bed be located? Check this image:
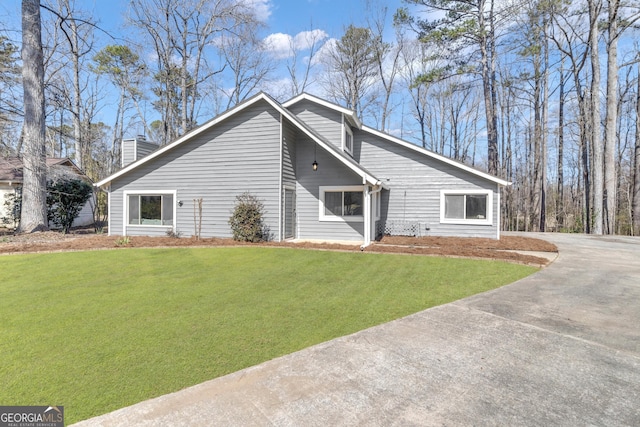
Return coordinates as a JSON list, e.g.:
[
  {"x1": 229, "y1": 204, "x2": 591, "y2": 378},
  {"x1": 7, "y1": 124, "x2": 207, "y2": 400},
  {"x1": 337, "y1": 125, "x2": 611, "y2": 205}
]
[{"x1": 0, "y1": 229, "x2": 557, "y2": 266}]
